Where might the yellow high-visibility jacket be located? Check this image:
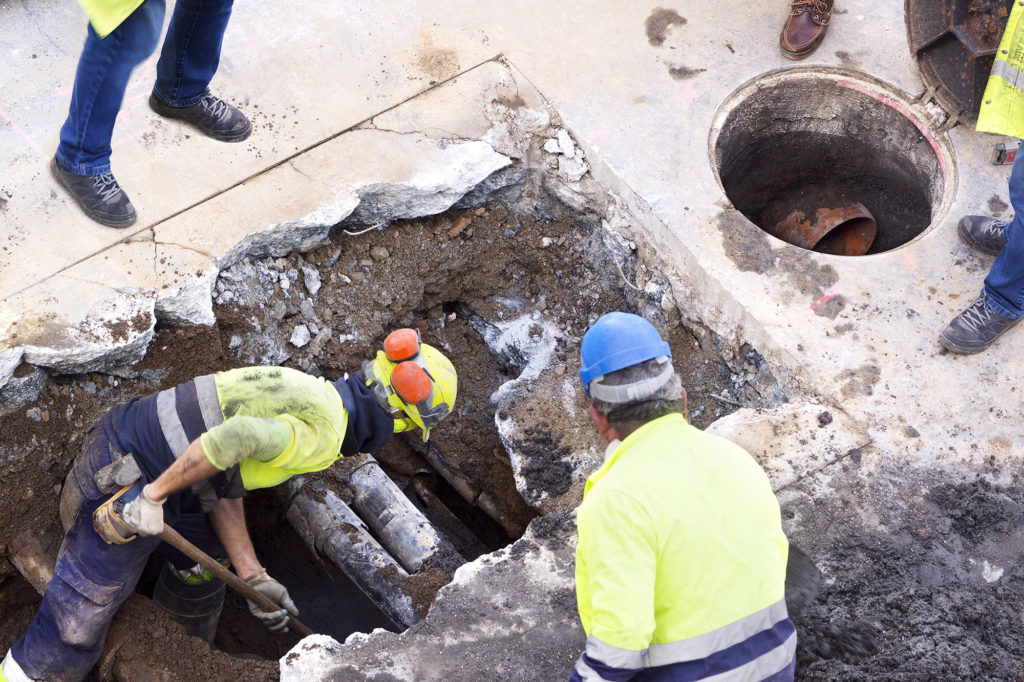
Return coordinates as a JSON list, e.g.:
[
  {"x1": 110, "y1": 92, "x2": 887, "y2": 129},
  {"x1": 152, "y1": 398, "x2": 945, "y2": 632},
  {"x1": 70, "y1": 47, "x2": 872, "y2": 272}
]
[
  {"x1": 978, "y1": 2, "x2": 1024, "y2": 139},
  {"x1": 77, "y1": 0, "x2": 145, "y2": 38},
  {"x1": 571, "y1": 413, "x2": 795, "y2": 681}
]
